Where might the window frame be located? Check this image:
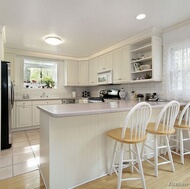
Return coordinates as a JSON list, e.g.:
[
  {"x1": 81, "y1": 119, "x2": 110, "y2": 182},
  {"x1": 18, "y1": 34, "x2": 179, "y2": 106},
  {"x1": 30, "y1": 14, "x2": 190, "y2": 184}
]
[{"x1": 21, "y1": 56, "x2": 61, "y2": 90}]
